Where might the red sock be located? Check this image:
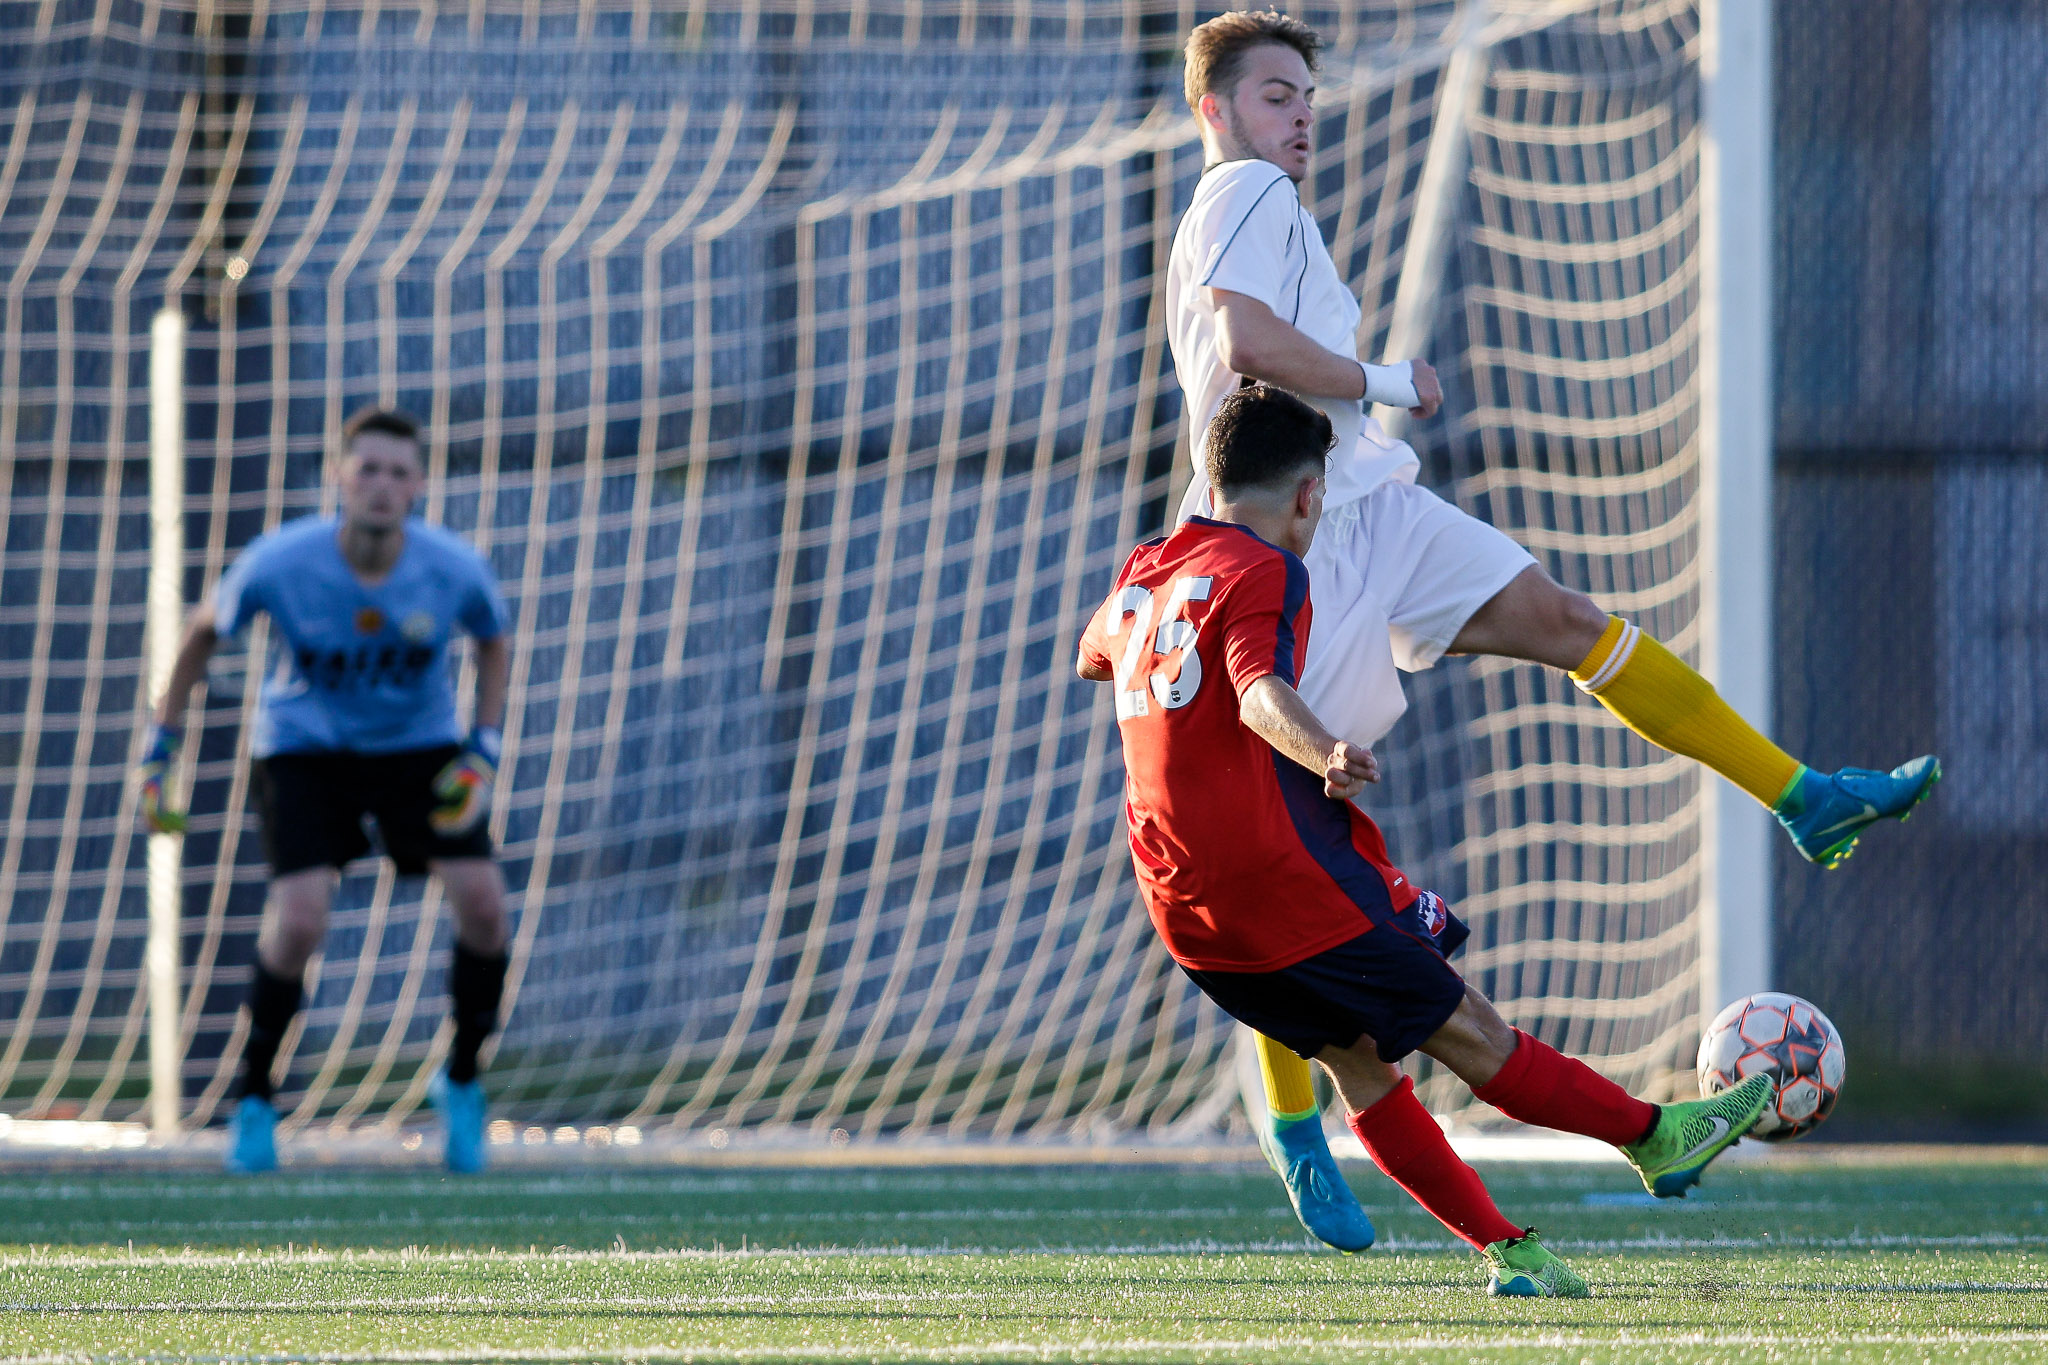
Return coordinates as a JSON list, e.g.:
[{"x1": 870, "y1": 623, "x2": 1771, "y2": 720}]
[
  {"x1": 1348, "y1": 1075, "x2": 1522, "y2": 1250},
  {"x1": 1471, "y1": 1029, "x2": 1658, "y2": 1147}
]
